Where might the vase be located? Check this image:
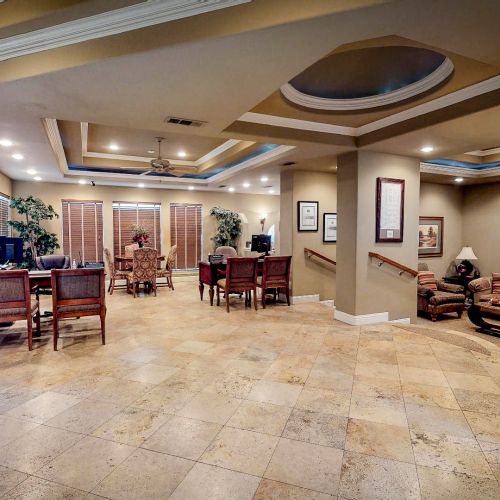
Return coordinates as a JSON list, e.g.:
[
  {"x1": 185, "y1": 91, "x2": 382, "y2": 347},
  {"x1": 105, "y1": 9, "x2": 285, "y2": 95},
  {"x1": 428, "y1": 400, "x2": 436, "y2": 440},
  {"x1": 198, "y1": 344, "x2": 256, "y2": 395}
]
[{"x1": 138, "y1": 241, "x2": 144, "y2": 248}]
